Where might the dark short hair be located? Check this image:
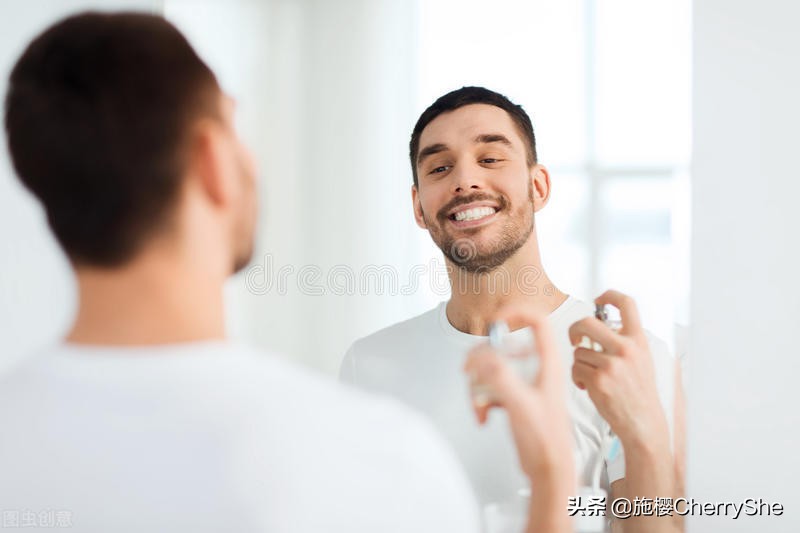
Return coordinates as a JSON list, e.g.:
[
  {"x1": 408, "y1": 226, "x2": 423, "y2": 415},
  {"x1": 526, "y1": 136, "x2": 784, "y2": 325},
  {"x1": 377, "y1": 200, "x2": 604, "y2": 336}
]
[
  {"x1": 5, "y1": 12, "x2": 220, "y2": 266},
  {"x1": 409, "y1": 86, "x2": 537, "y2": 186}
]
